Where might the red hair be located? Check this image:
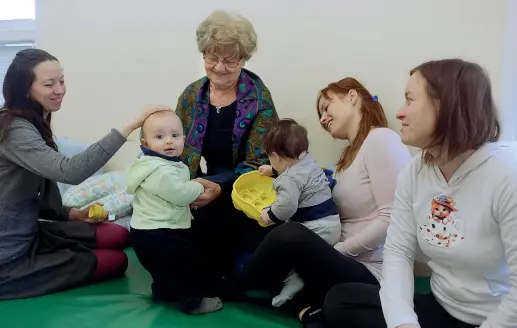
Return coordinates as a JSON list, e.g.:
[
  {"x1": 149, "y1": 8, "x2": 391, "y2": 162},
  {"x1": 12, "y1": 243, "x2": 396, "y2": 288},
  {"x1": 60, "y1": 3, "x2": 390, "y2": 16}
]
[{"x1": 317, "y1": 77, "x2": 388, "y2": 172}]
